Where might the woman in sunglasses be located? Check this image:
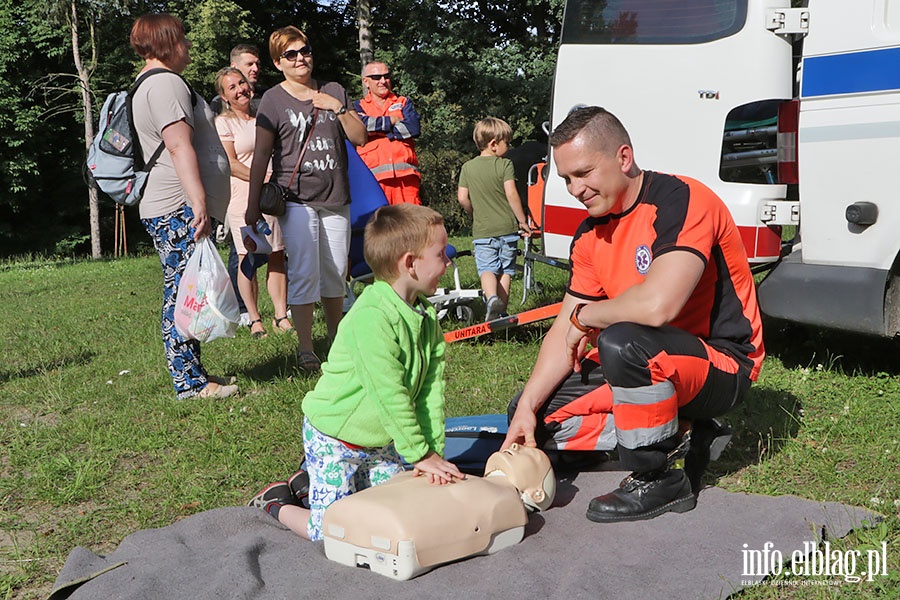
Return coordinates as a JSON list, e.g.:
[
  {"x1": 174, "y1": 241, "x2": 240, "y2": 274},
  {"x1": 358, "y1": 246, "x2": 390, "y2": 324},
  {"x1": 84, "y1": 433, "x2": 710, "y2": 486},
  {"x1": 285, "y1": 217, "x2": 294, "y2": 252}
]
[
  {"x1": 246, "y1": 26, "x2": 367, "y2": 374},
  {"x1": 129, "y1": 13, "x2": 235, "y2": 399}
]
